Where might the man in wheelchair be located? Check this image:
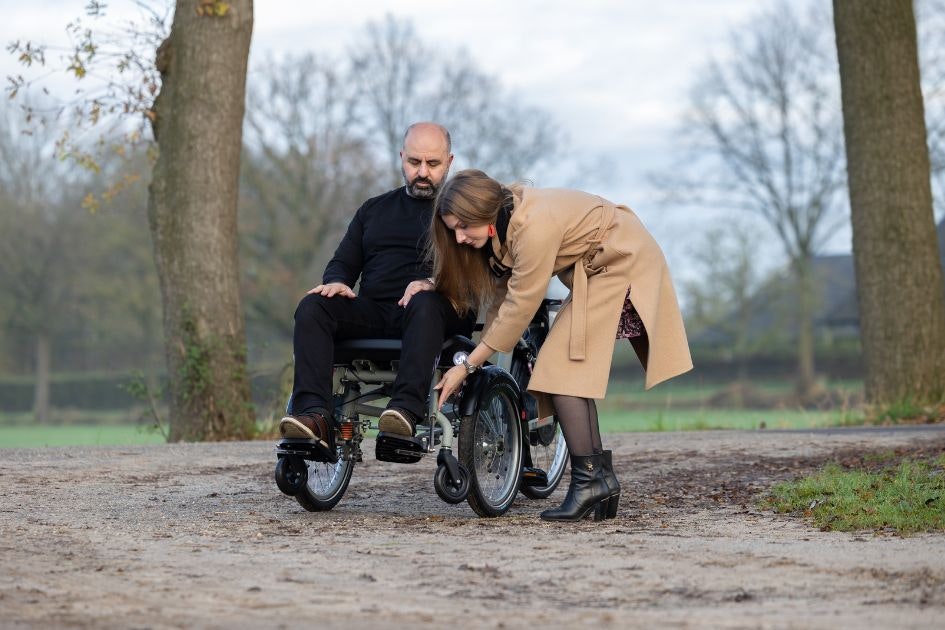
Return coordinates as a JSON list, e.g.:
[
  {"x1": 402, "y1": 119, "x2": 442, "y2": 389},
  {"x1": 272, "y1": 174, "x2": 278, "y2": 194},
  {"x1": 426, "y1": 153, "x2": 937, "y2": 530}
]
[{"x1": 279, "y1": 122, "x2": 474, "y2": 450}]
